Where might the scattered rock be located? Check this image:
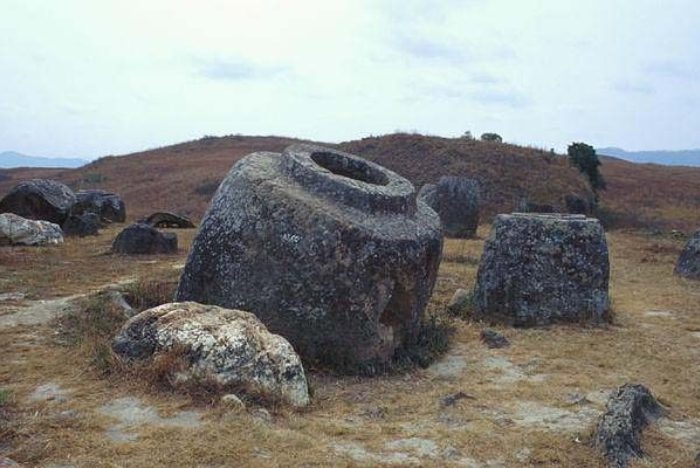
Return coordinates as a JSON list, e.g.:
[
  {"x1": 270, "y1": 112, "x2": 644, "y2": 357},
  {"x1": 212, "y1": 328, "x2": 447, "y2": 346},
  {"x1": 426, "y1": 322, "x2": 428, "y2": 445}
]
[
  {"x1": 176, "y1": 144, "x2": 442, "y2": 370},
  {"x1": 112, "y1": 302, "x2": 310, "y2": 407},
  {"x1": 221, "y1": 393, "x2": 246, "y2": 411},
  {"x1": 446, "y1": 288, "x2": 472, "y2": 315},
  {"x1": 140, "y1": 212, "x2": 195, "y2": 229},
  {"x1": 593, "y1": 383, "x2": 665, "y2": 468},
  {"x1": 418, "y1": 176, "x2": 480, "y2": 238},
  {"x1": 385, "y1": 438, "x2": 438, "y2": 458},
  {"x1": 29, "y1": 382, "x2": 69, "y2": 403},
  {"x1": 330, "y1": 442, "x2": 420, "y2": 465},
  {"x1": 72, "y1": 190, "x2": 126, "y2": 223},
  {"x1": 61, "y1": 212, "x2": 100, "y2": 237},
  {"x1": 0, "y1": 213, "x2": 64, "y2": 246},
  {"x1": 0, "y1": 179, "x2": 76, "y2": 225},
  {"x1": 440, "y1": 391, "x2": 474, "y2": 407},
  {"x1": 473, "y1": 213, "x2": 610, "y2": 326},
  {"x1": 112, "y1": 223, "x2": 177, "y2": 255},
  {"x1": 674, "y1": 230, "x2": 700, "y2": 280},
  {"x1": 657, "y1": 417, "x2": 700, "y2": 447},
  {"x1": 480, "y1": 329, "x2": 510, "y2": 349},
  {"x1": 100, "y1": 396, "x2": 200, "y2": 442},
  {"x1": 512, "y1": 401, "x2": 598, "y2": 432}
]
